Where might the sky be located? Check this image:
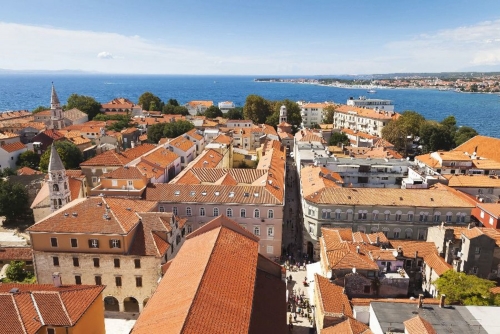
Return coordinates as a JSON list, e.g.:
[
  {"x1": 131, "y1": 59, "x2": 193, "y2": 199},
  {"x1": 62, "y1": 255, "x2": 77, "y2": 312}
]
[{"x1": 1, "y1": 0, "x2": 500, "y2": 75}]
